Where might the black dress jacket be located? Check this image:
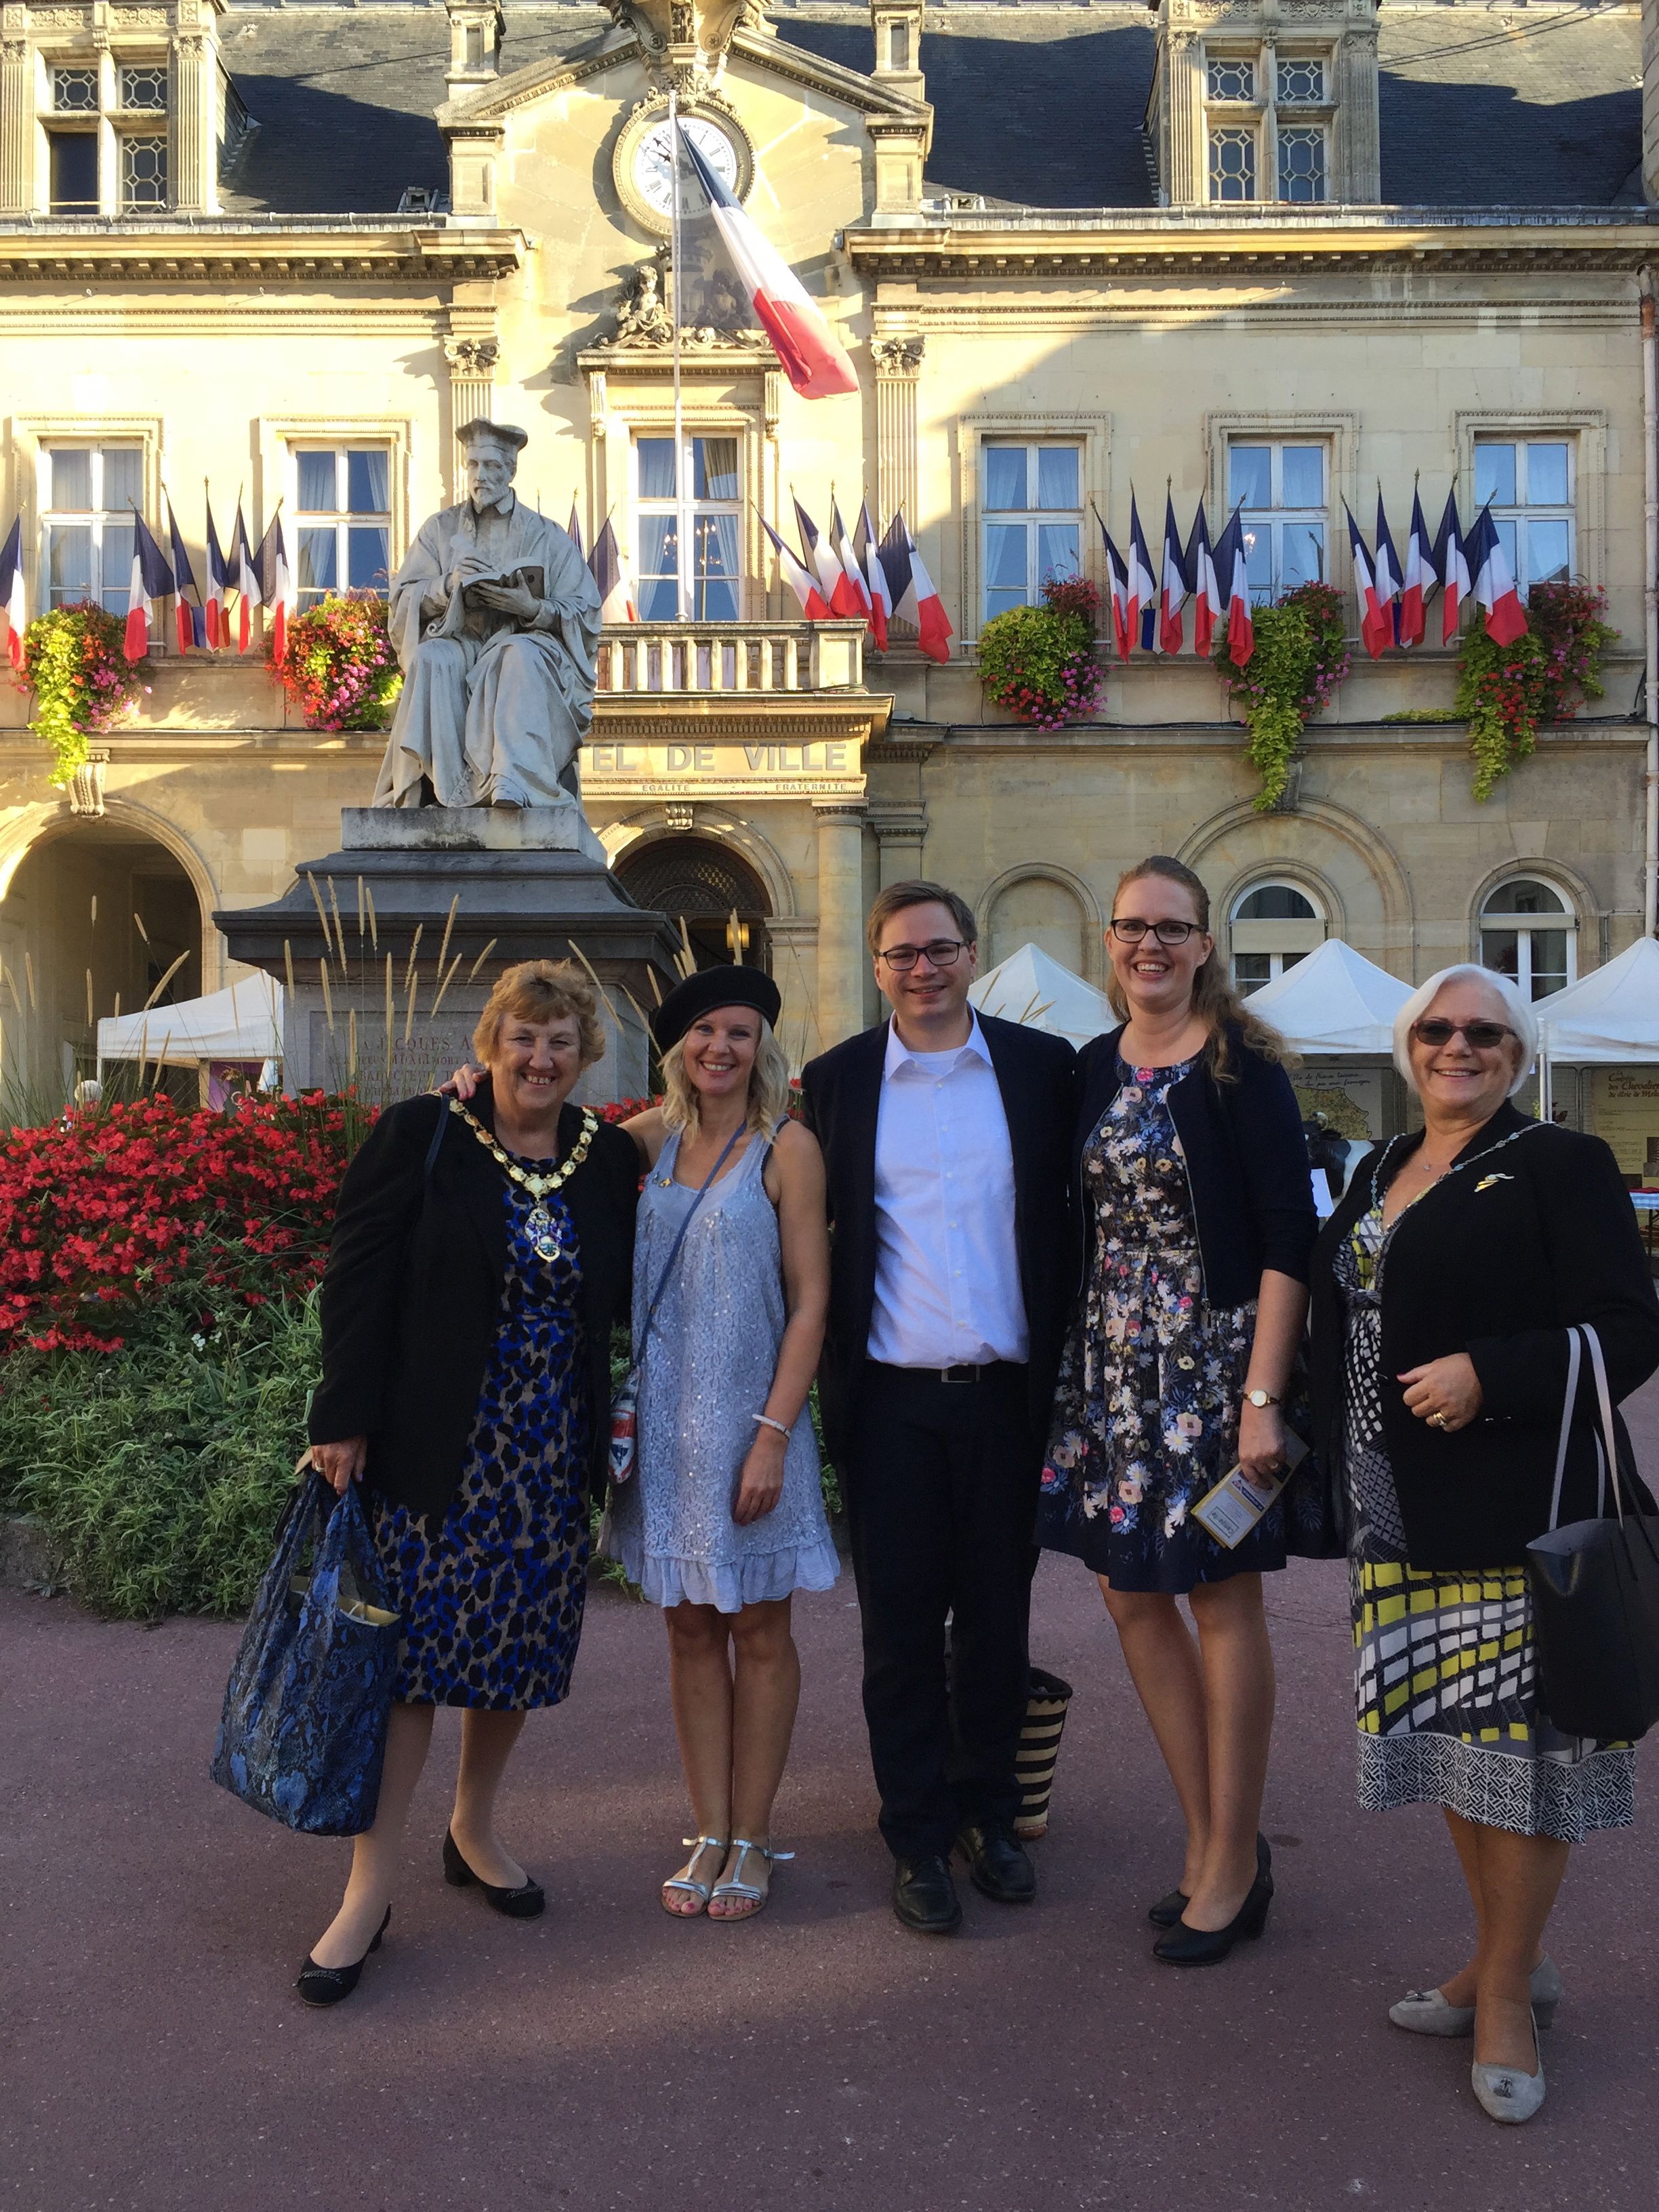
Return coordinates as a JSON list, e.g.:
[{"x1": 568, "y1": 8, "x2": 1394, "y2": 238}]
[
  {"x1": 1074, "y1": 1027, "x2": 1317, "y2": 1309},
  {"x1": 800, "y1": 1012, "x2": 1080, "y2": 1467},
  {"x1": 308, "y1": 1086, "x2": 639, "y2": 1523},
  {"x1": 1307, "y1": 1101, "x2": 1659, "y2": 1569}
]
